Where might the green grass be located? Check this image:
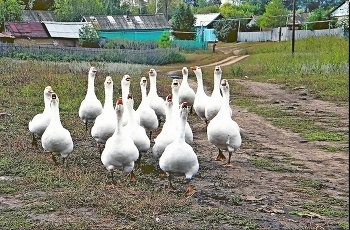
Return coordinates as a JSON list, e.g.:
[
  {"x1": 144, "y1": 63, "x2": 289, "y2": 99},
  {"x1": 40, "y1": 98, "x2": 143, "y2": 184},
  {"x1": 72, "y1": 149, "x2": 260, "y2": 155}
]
[
  {"x1": 249, "y1": 158, "x2": 294, "y2": 172},
  {"x1": 0, "y1": 36, "x2": 348, "y2": 229},
  {"x1": 229, "y1": 36, "x2": 349, "y2": 105}
]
